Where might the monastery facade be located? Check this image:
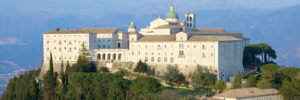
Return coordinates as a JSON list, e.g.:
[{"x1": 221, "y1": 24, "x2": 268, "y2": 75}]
[{"x1": 41, "y1": 5, "x2": 248, "y2": 82}]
